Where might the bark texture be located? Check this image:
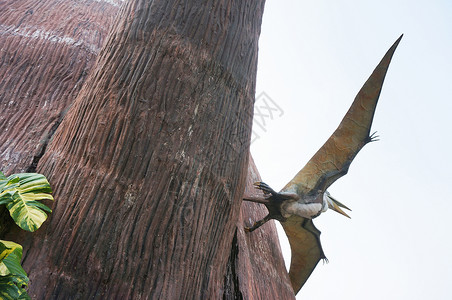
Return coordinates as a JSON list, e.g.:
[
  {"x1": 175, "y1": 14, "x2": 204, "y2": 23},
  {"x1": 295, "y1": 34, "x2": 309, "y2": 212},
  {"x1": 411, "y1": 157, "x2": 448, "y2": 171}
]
[
  {"x1": 2, "y1": 0, "x2": 295, "y2": 298},
  {"x1": 0, "y1": 0, "x2": 122, "y2": 236},
  {"x1": 14, "y1": 0, "x2": 270, "y2": 298},
  {"x1": 0, "y1": 0, "x2": 123, "y2": 174}
]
